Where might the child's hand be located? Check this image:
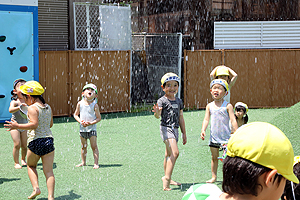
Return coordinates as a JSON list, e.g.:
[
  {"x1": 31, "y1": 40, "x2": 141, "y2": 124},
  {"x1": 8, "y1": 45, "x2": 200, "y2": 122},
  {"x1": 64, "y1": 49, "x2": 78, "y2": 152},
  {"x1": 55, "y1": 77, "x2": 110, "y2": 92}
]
[
  {"x1": 182, "y1": 133, "x2": 187, "y2": 145},
  {"x1": 152, "y1": 104, "x2": 162, "y2": 113},
  {"x1": 201, "y1": 131, "x2": 206, "y2": 140},
  {"x1": 4, "y1": 119, "x2": 18, "y2": 131},
  {"x1": 84, "y1": 122, "x2": 92, "y2": 126},
  {"x1": 81, "y1": 120, "x2": 87, "y2": 127}
]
